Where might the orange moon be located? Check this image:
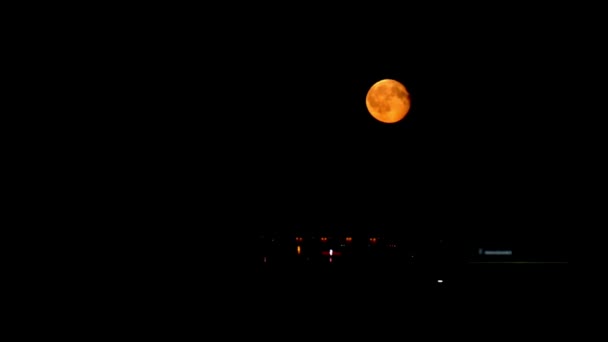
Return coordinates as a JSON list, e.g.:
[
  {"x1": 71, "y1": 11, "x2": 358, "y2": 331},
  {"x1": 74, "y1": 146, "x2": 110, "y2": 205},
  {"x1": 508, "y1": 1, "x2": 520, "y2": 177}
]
[{"x1": 366, "y1": 79, "x2": 411, "y2": 123}]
